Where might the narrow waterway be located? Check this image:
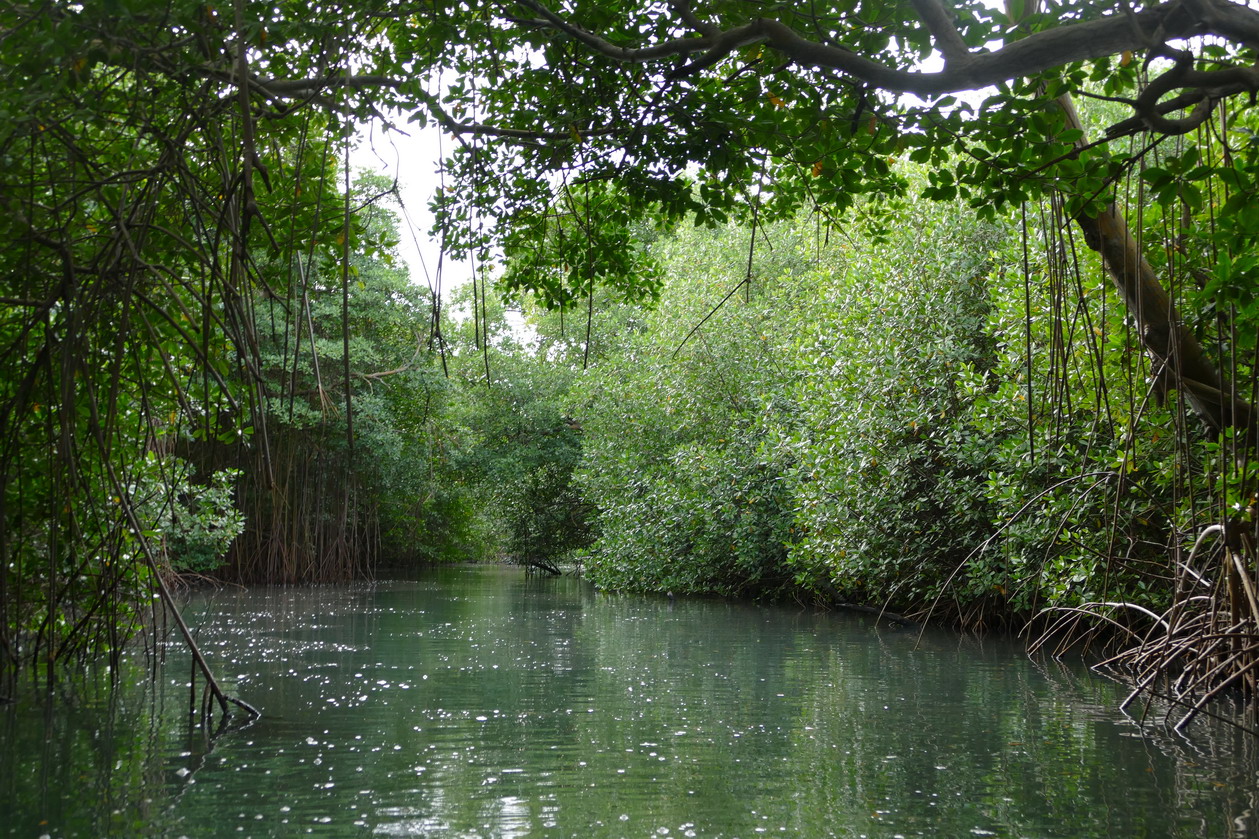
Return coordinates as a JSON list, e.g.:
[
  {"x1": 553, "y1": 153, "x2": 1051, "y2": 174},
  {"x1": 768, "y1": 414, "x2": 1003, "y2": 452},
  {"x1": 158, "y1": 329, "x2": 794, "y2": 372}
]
[{"x1": 2, "y1": 565, "x2": 1257, "y2": 838}]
